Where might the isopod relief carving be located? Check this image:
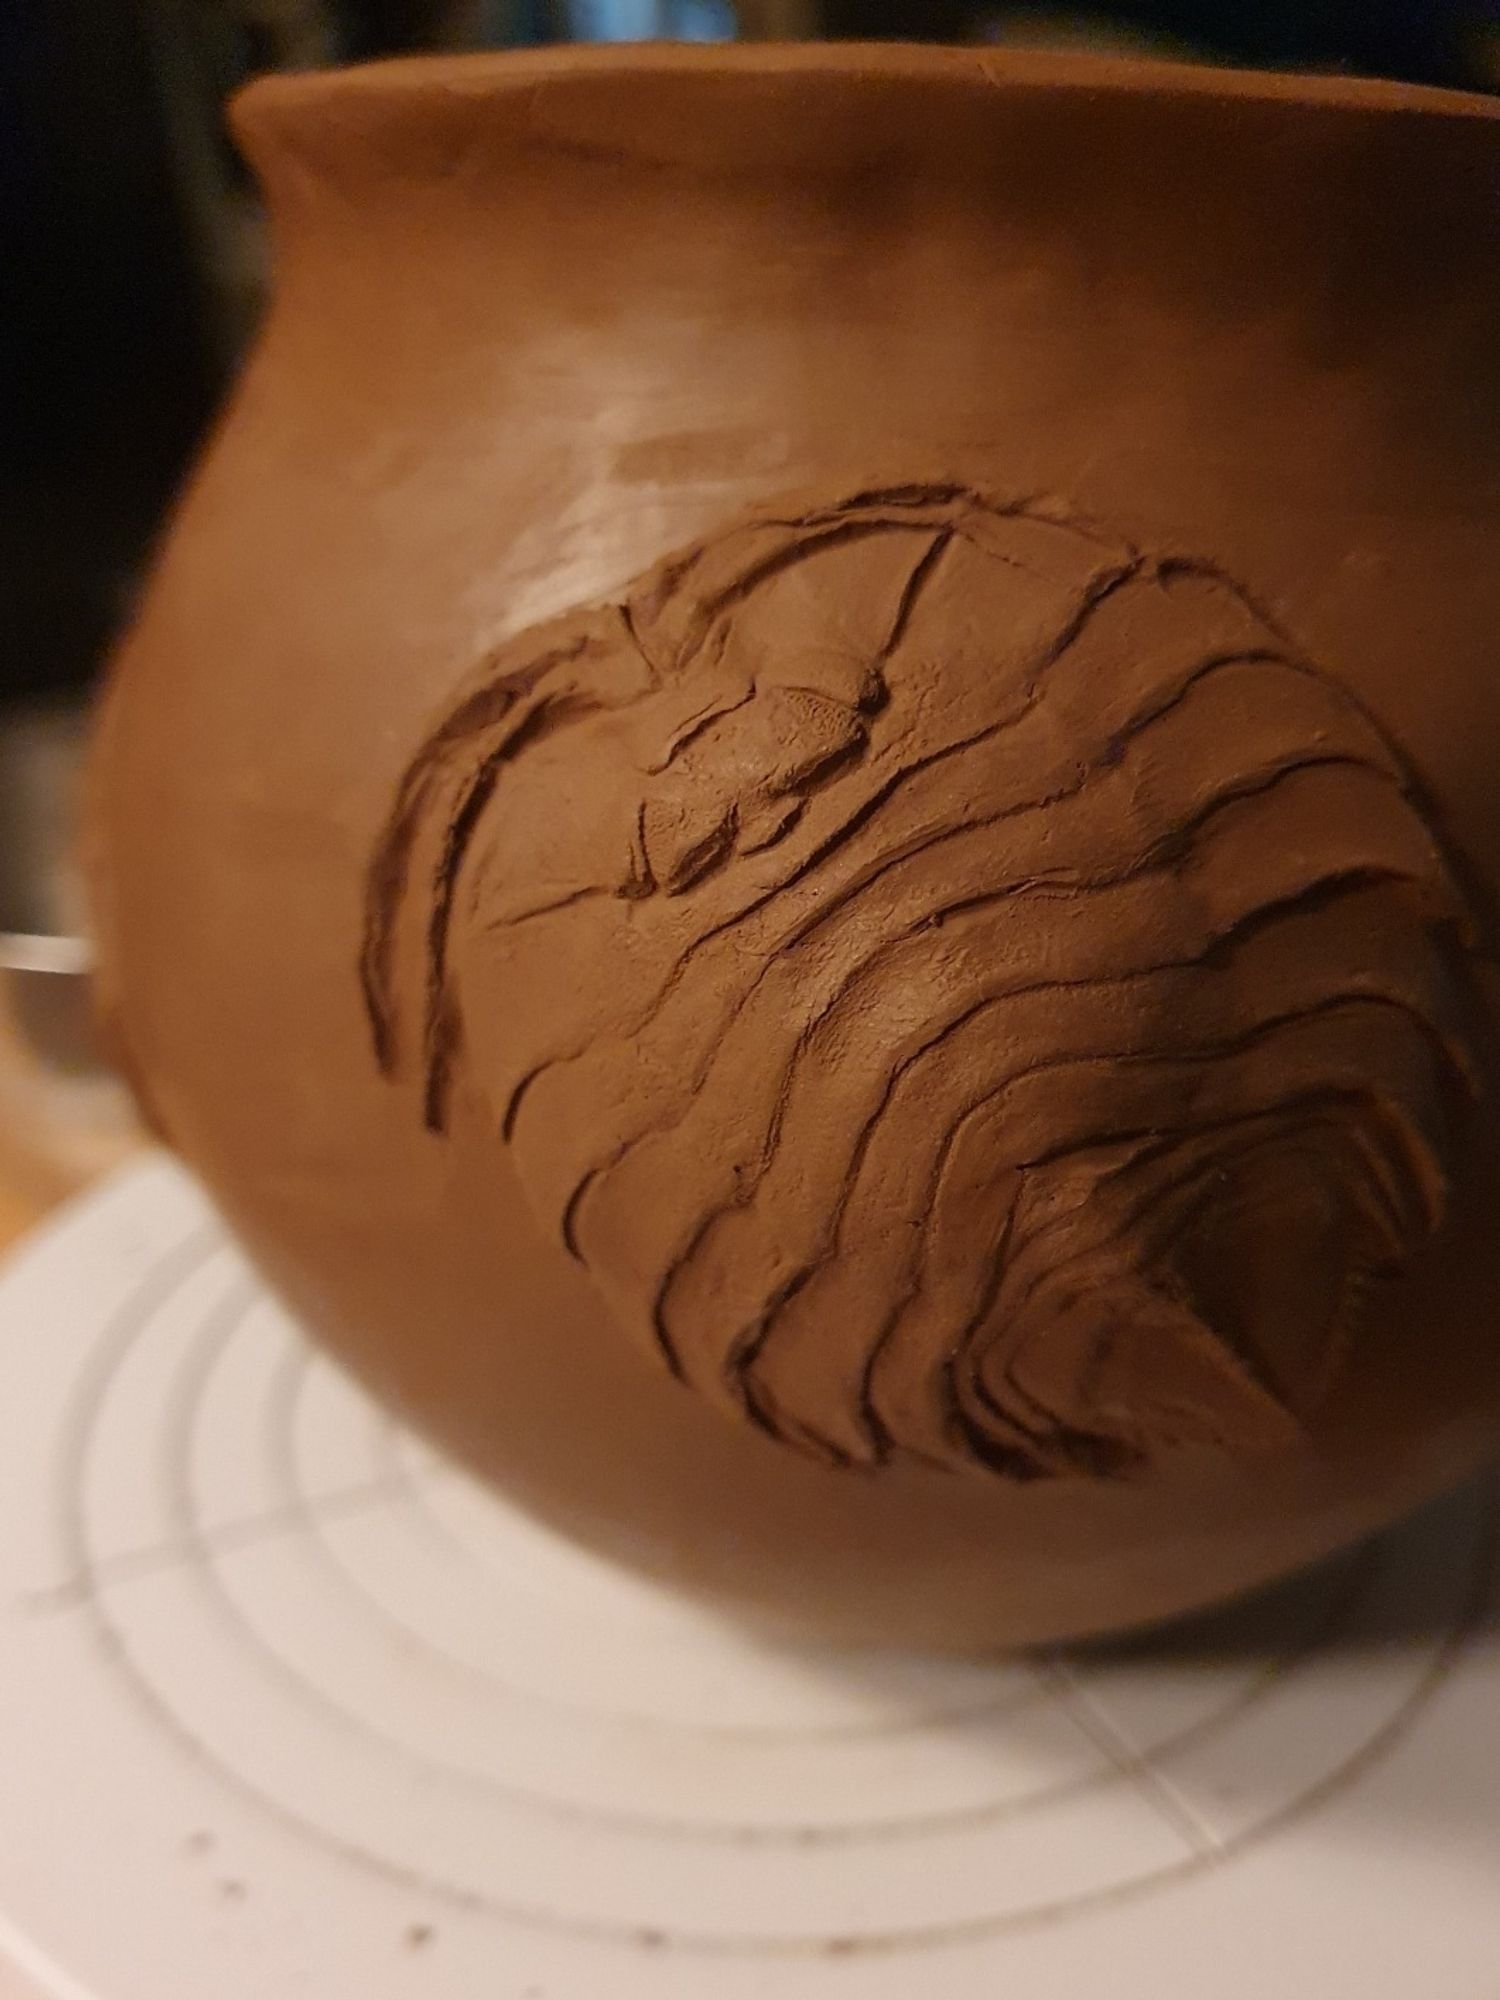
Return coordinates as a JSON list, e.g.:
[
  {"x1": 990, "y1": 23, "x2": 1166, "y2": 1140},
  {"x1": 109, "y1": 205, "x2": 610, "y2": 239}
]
[{"x1": 362, "y1": 484, "x2": 1486, "y2": 1480}]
